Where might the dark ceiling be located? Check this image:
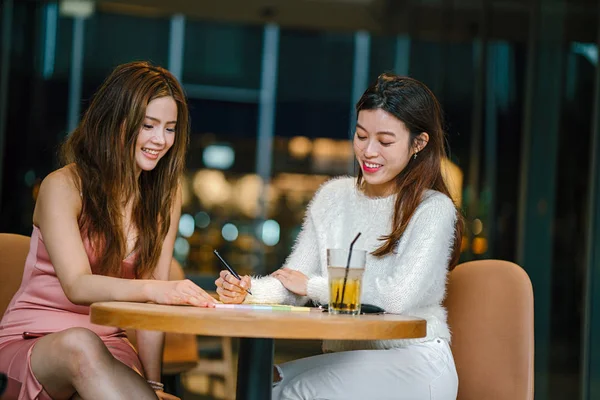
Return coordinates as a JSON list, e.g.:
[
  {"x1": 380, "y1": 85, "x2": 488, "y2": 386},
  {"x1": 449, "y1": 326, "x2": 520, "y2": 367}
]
[{"x1": 93, "y1": 0, "x2": 598, "y2": 43}]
